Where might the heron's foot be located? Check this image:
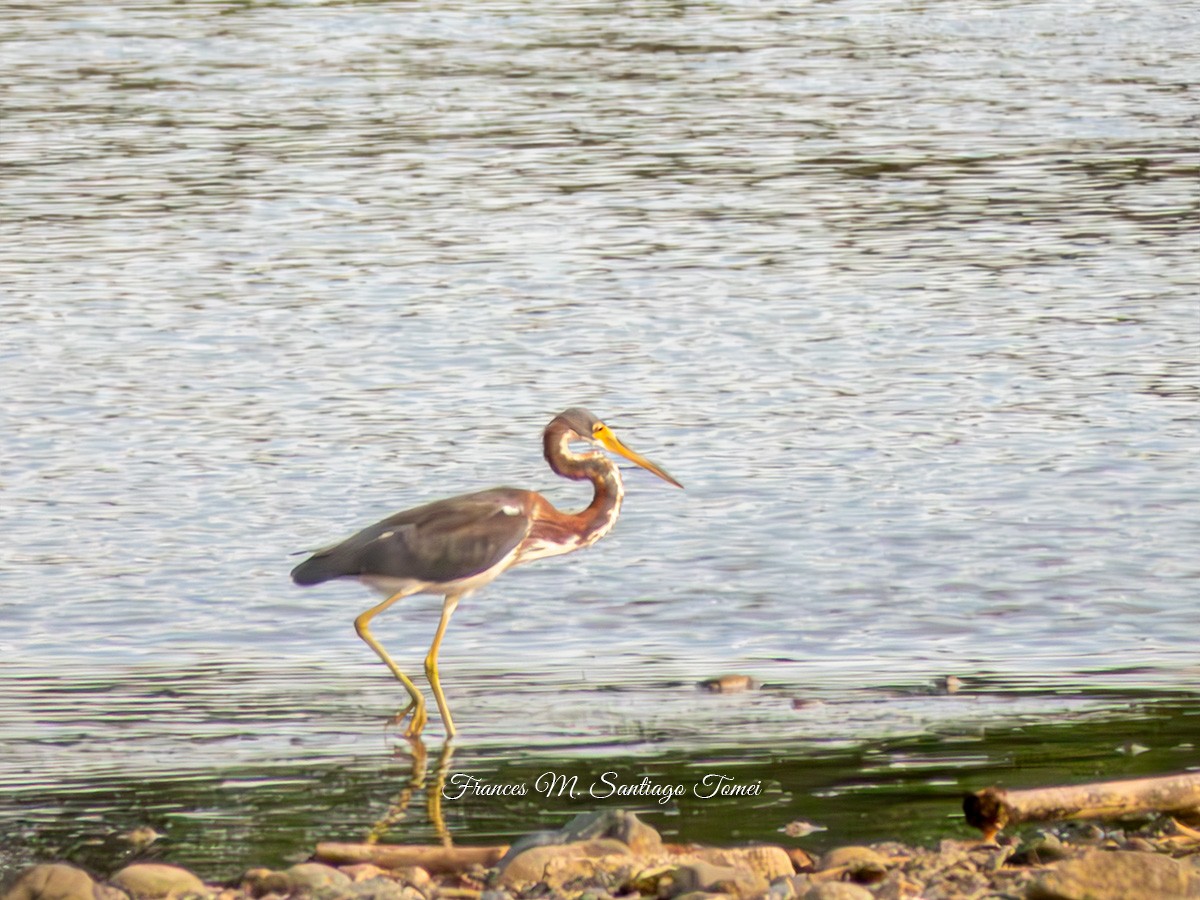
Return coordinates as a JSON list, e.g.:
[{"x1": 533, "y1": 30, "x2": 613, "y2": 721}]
[{"x1": 392, "y1": 698, "x2": 428, "y2": 738}]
